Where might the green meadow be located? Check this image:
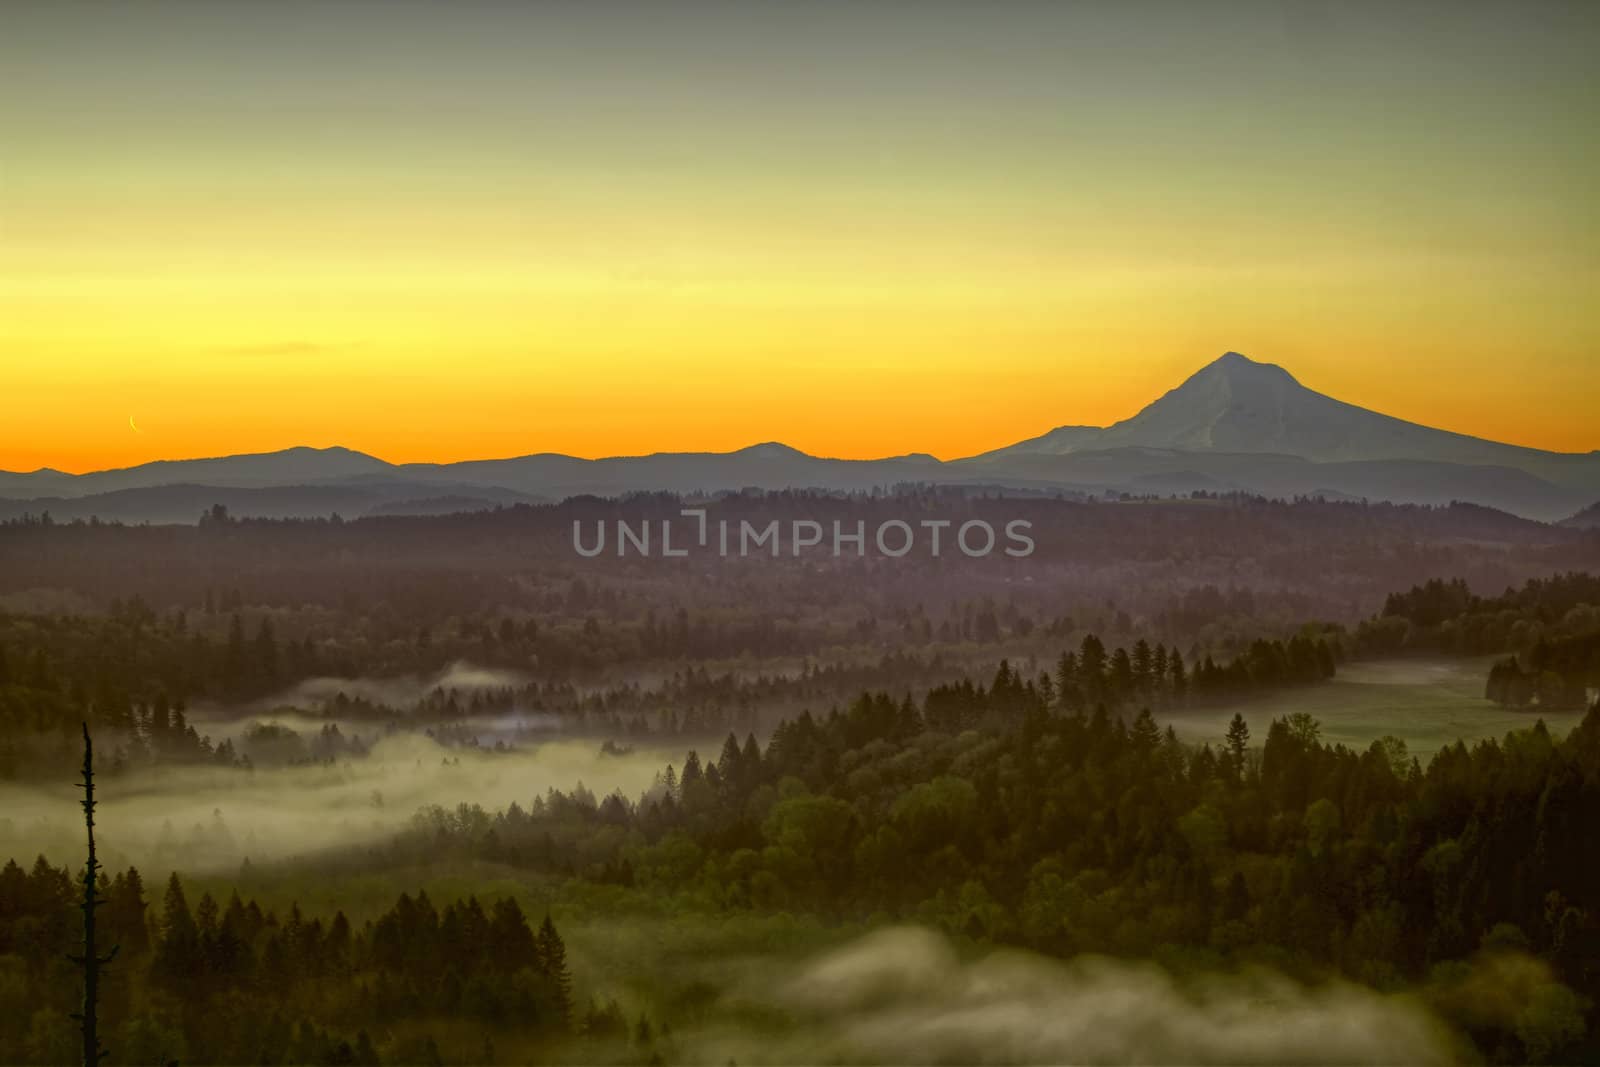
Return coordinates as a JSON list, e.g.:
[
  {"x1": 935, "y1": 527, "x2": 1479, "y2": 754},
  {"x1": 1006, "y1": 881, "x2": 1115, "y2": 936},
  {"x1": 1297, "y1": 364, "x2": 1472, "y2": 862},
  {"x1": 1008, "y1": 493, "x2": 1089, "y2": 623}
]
[{"x1": 1170, "y1": 656, "x2": 1589, "y2": 757}]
